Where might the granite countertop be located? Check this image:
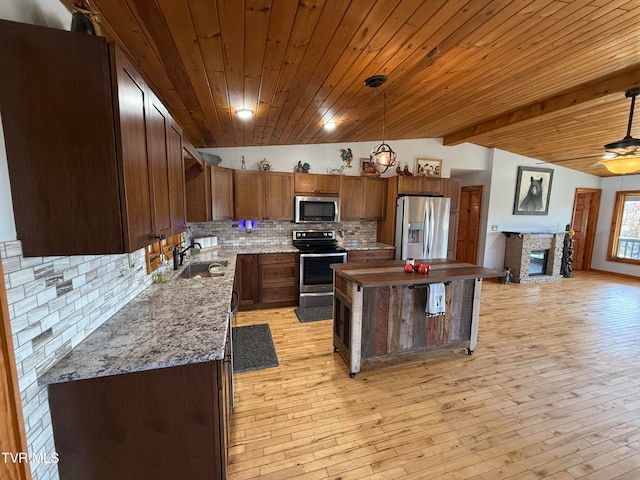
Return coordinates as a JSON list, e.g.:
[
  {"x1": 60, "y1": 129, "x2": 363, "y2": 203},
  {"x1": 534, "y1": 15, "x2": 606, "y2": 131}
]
[
  {"x1": 340, "y1": 241, "x2": 395, "y2": 251},
  {"x1": 39, "y1": 241, "x2": 394, "y2": 386},
  {"x1": 39, "y1": 249, "x2": 238, "y2": 385}
]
